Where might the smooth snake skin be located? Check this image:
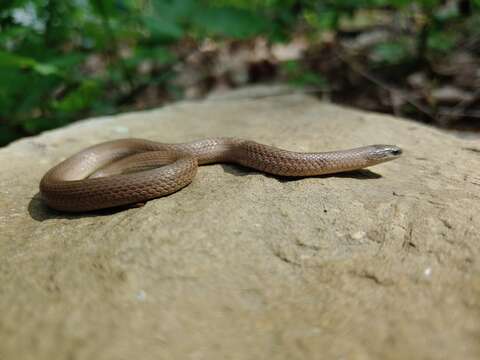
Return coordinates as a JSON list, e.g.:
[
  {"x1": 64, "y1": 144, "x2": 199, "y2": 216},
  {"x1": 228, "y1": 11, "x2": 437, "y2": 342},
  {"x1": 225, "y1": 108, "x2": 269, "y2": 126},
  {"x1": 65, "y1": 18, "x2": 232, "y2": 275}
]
[{"x1": 40, "y1": 138, "x2": 402, "y2": 212}]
